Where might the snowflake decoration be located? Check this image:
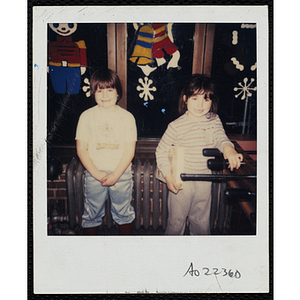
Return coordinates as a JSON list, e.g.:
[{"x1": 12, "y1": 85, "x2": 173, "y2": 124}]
[
  {"x1": 234, "y1": 77, "x2": 257, "y2": 100},
  {"x1": 82, "y1": 77, "x2": 91, "y2": 97},
  {"x1": 136, "y1": 77, "x2": 157, "y2": 101}
]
